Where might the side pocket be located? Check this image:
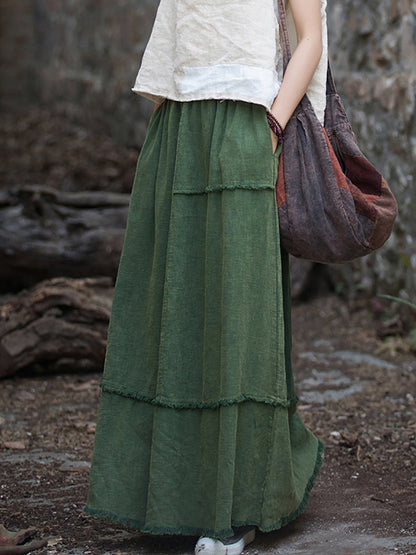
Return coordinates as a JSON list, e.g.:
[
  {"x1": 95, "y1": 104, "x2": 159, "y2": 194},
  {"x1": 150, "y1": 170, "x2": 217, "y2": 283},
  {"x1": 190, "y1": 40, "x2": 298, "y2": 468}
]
[
  {"x1": 173, "y1": 101, "x2": 278, "y2": 194},
  {"x1": 264, "y1": 112, "x2": 283, "y2": 159},
  {"x1": 172, "y1": 101, "x2": 217, "y2": 195},
  {"x1": 216, "y1": 105, "x2": 277, "y2": 192}
]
